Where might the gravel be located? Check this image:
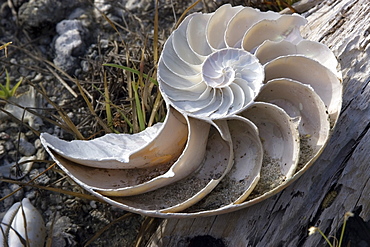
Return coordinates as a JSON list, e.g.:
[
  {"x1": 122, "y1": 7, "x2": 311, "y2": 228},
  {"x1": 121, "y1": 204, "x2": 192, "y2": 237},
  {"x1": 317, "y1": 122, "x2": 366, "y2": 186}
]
[{"x1": 0, "y1": 0, "x2": 160, "y2": 245}]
